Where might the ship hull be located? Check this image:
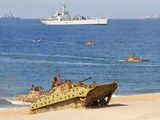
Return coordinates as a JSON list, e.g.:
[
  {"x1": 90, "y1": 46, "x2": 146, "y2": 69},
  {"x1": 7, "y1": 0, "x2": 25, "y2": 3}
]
[{"x1": 40, "y1": 18, "x2": 108, "y2": 25}]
